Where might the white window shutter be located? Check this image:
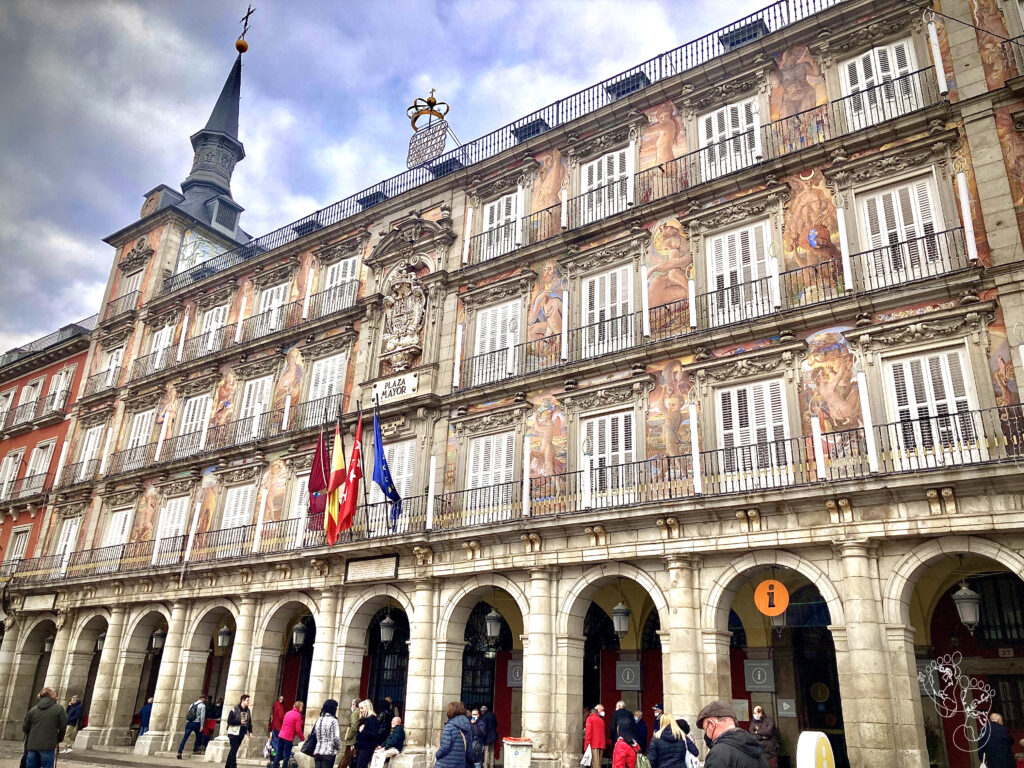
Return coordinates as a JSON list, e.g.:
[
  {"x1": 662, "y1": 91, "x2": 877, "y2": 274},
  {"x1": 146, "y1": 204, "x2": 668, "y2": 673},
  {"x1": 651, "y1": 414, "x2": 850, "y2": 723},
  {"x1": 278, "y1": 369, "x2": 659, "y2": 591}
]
[
  {"x1": 121, "y1": 270, "x2": 143, "y2": 297},
  {"x1": 55, "y1": 517, "x2": 81, "y2": 564},
  {"x1": 308, "y1": 353, "x2": 345, "y2": 402},
  {"x1": 26, "y1": 443, "x2": 54, "y2": 478},
  {"x1": 467, "y1": 432, "x2": 515, "y2": 489},
  {"x1": 221, "y1": 484, "x2": 256, "y2": 529},
  {"x1": 324, "y1": 258, "x2": 357, "y2": 289},
  {"x1": 105, "y1": 508, "x2": 133, "y2": 547},
  {"x1": 8, "y1": 530, "x2": 29, "y2": 561},
  {"x1": 369, "y1": 438, "x2": 416, "y2": 503},
  {"x1": 239, "y1": 377, "x2": 272, "y2": 421},
  {"x1": 179, "y1": 395, "x2": 210, "y2": 436},
  {"x1": 158, "y1": 496, "x2": 190, "y2": 539},
  {"x1": 293, "y1": 474, "x2": 311, "y2": 521},
  {"x1": 127, "y1": 410, "x2": 156, "y2": 449},
  {"x1": 79, "y1": 425, "x2": 104, "y2": 466},
  {"x1": 259, "y1": 282, "x2": 290, "y2": 314}
]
